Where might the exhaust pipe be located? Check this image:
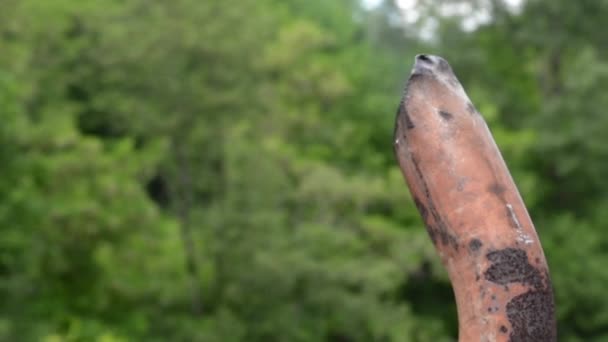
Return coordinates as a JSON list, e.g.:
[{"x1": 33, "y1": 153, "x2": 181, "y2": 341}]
[{"x1": 393, "y1": 54, "x2": 556, "y2": 341}]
